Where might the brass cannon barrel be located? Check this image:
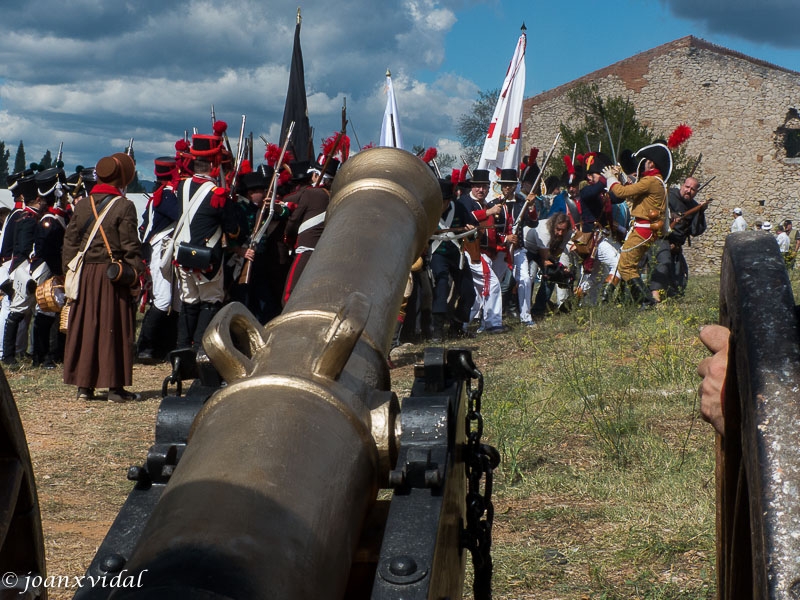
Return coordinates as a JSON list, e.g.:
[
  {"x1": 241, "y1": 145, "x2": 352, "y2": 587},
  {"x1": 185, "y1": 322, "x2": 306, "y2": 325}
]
[{"x1": 111, "y1": 148, "x2": 441, "y2": 599}]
